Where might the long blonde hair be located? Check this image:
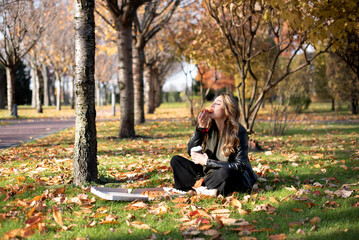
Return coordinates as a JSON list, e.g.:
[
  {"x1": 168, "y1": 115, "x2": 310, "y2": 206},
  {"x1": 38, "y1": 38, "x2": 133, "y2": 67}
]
[{"x1": 204, "y1": 93, "x2": 241, "y2": 156}]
